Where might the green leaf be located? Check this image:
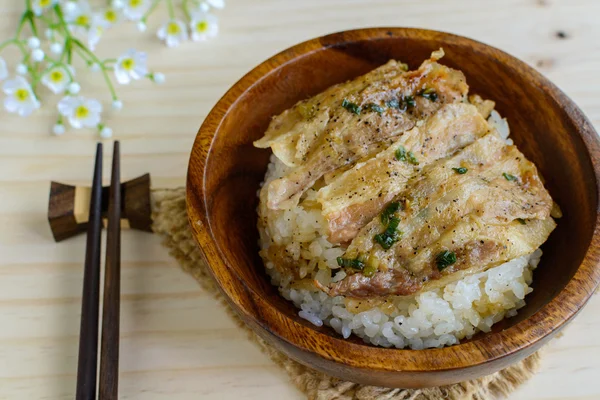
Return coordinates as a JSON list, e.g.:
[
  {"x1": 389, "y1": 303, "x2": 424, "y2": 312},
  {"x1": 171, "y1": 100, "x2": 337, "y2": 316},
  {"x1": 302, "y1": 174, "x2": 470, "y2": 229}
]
[
  {"x1": 452, "y1": 167, "x2": 468, "y2": 174},
  {"x1": 503, "y1": 172, "x2": 518, "y2": 182}
]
